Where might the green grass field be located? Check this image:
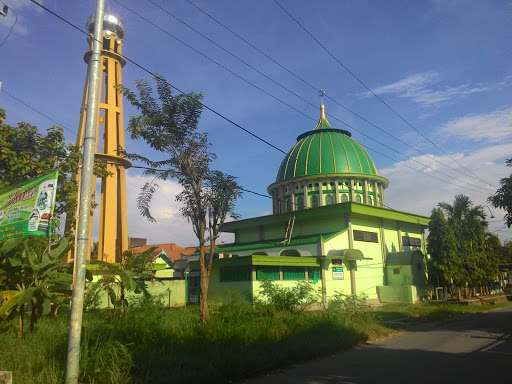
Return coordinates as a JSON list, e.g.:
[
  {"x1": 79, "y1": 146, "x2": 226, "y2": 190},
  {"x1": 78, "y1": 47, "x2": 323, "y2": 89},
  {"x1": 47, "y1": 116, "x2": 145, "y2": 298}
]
[{"x1": 1, "y1": 299, "x2": 510, "y2": 384}]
